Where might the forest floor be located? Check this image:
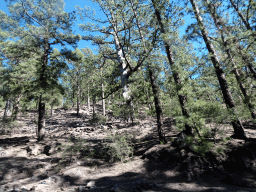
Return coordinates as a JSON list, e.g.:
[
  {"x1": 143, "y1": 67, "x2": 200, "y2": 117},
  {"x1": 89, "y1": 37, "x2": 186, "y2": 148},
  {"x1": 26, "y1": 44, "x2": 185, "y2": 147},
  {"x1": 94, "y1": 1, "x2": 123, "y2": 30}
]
[{"x1": 0, "y1": 104, "x2": 256, "y2": 192}]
